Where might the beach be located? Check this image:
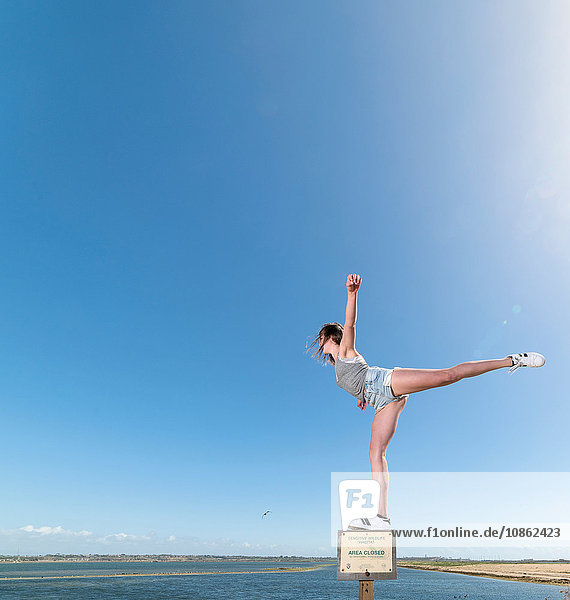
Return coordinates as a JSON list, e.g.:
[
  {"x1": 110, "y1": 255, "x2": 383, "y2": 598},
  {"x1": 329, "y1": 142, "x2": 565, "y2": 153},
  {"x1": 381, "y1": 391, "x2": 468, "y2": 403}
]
[{"x1": 397, "y1": 560, "x2": 570, "y2": 586}]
